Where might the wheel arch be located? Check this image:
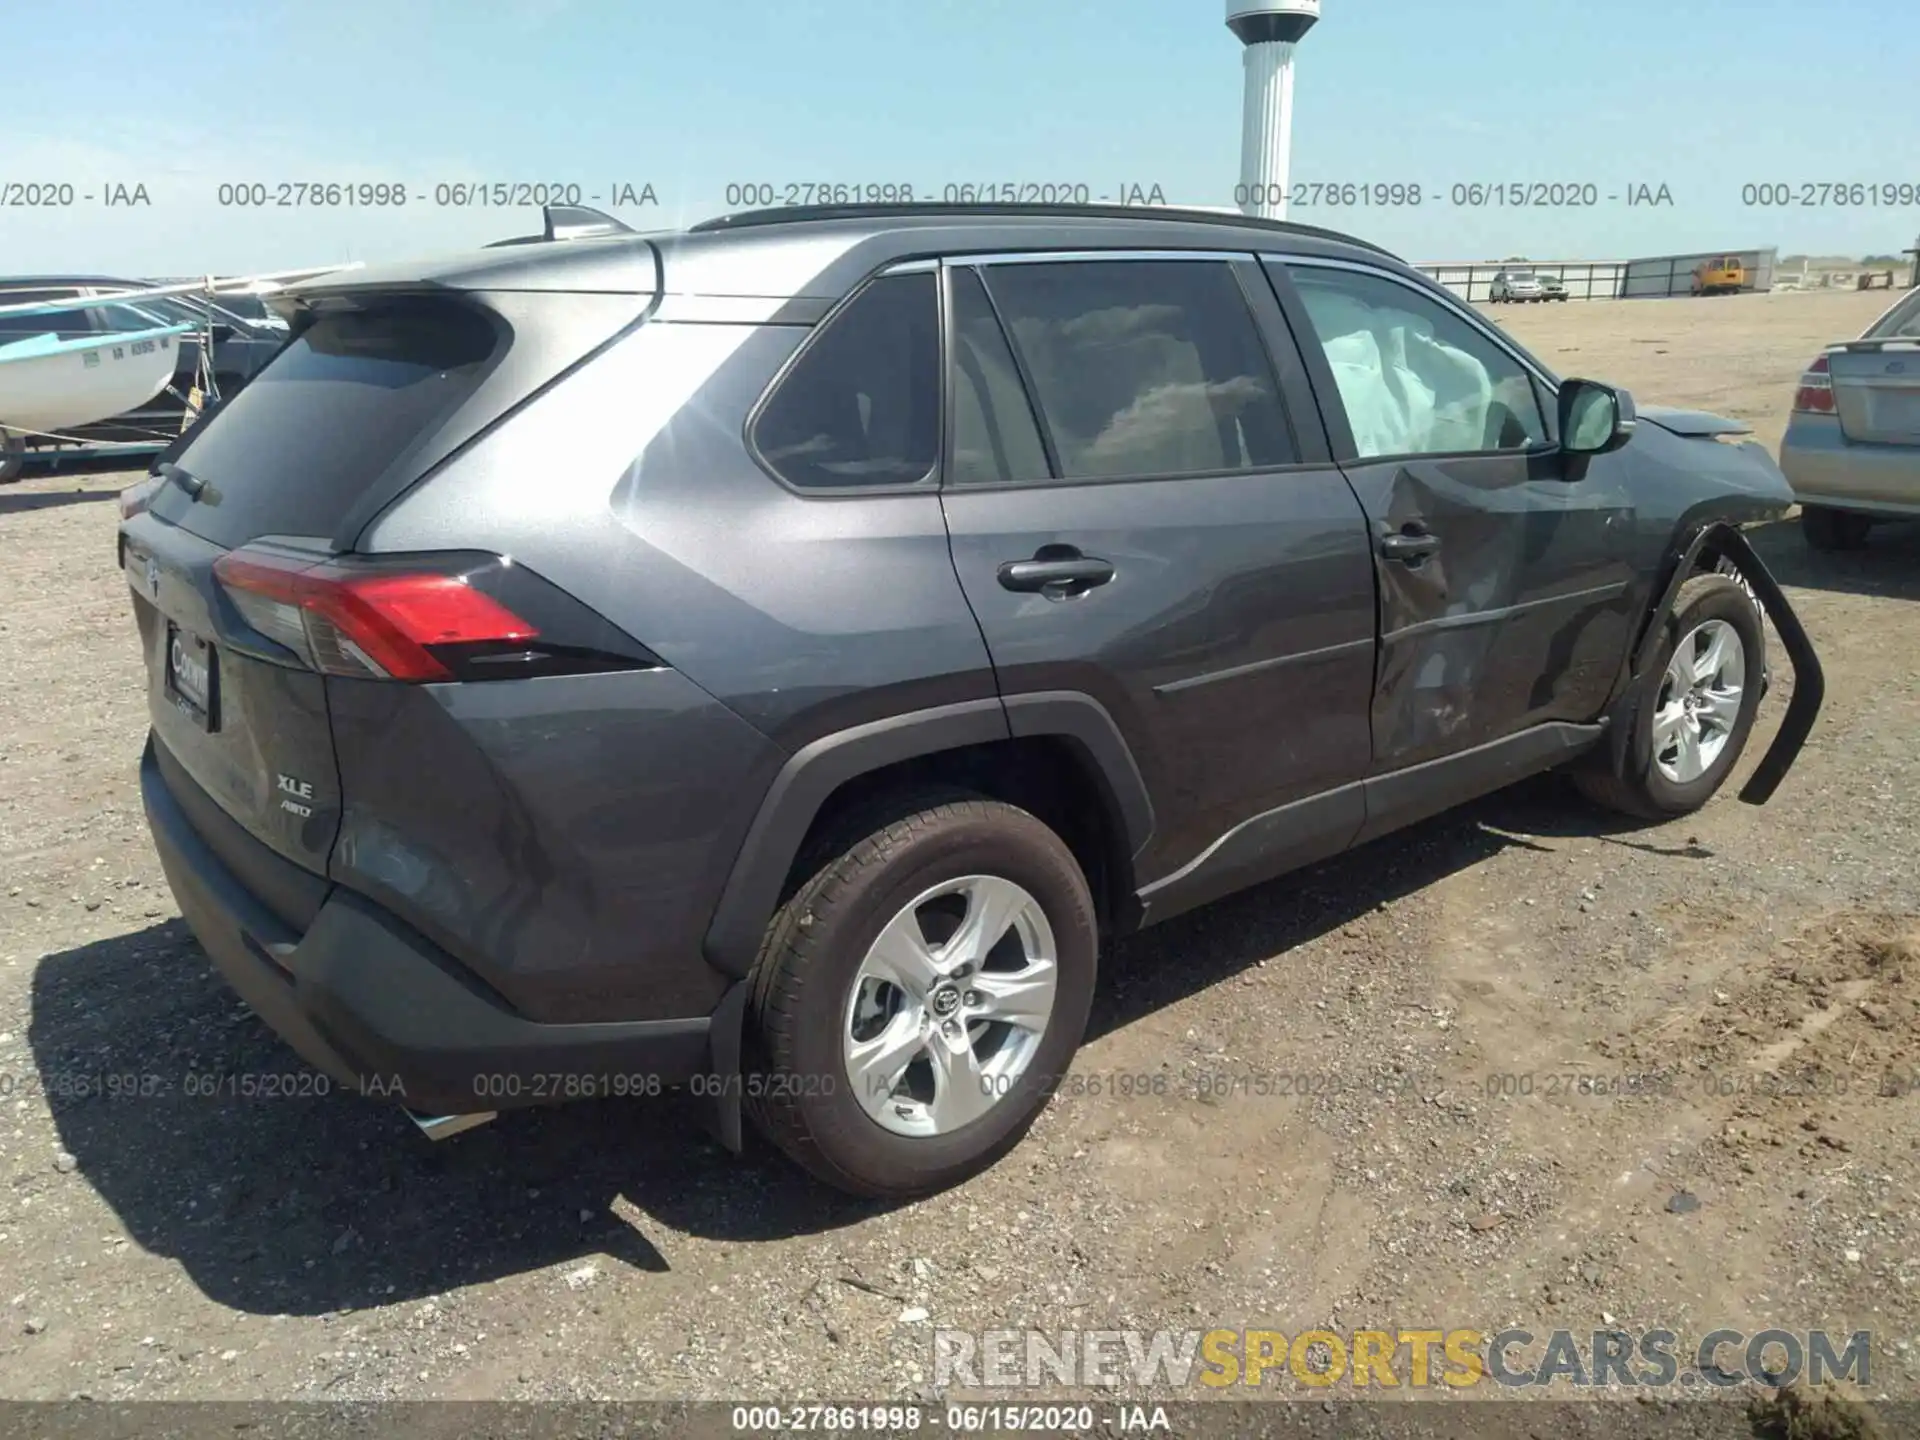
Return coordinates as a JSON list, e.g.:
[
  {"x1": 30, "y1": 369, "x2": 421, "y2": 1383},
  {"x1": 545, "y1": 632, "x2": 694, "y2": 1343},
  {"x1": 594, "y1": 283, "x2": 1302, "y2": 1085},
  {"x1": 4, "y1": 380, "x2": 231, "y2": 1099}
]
[
  {"x1": 1596, "y1": 521, "x2": 1824, "y2": 806},
  {"x1": 701, "y1": 692, "x2": 1154, "y2": 985},
  {"x1": 697, "y1": 693, "x2": 1153, "y2": 1156}
]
